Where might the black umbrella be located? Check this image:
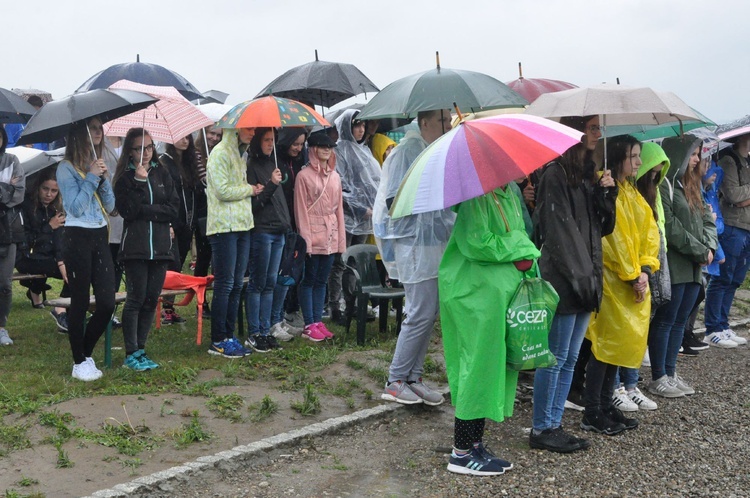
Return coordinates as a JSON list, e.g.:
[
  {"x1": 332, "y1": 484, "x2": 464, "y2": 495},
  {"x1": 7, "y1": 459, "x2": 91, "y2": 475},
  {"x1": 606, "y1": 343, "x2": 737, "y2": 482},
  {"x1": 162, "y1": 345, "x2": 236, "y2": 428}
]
[
  {"x1": 17, "y1": 89, "x2": 157, "y2": 145},
  {"x1": 255, "y1": 50, "x2": 379, "y2": 108},
  {"x1": 75, "y1": 55, "x2": 204, "y2": 101},
  {"x1": 0, "y1": 88, "x2": 37, "y2": 124}
]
